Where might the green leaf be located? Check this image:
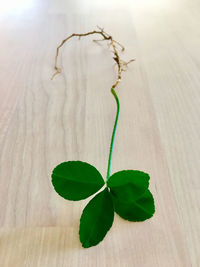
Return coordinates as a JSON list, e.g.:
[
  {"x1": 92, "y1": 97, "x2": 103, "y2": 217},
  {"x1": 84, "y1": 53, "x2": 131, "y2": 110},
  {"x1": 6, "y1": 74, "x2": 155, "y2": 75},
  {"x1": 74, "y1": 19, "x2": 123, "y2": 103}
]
[
  {"x1": 107, "y1": 170, "x2": 150, "y2": 202},
  {"x1": 79, "y1": 188, "x2": 114, "y2": 248},
  {"x1": 51, "y1": 161, "x2": 105, "y2": 201},
  {"x1": 111, "y1": 189, "x2": 155, "y2": 221}
]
